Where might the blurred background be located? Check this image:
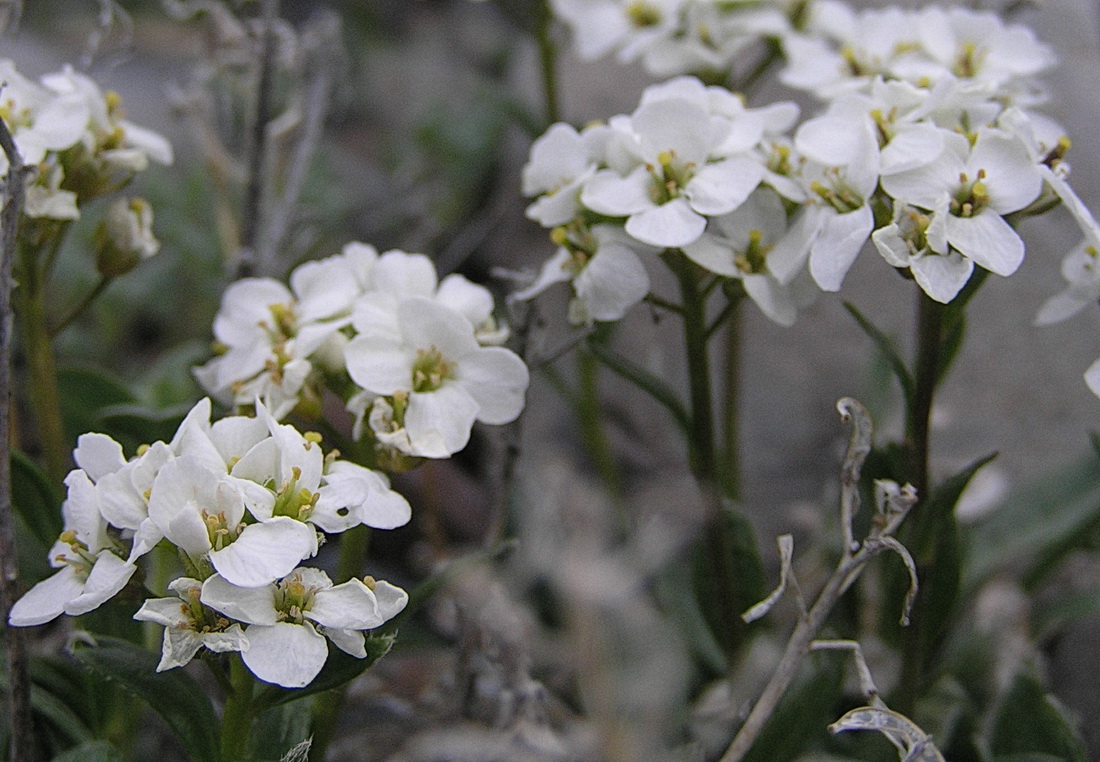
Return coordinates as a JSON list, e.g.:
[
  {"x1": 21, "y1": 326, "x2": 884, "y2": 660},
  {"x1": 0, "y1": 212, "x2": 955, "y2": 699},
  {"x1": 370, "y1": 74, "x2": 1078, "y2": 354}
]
[{"x1": 5, "y1": 0, "x2": 1100, "y2": 759}]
